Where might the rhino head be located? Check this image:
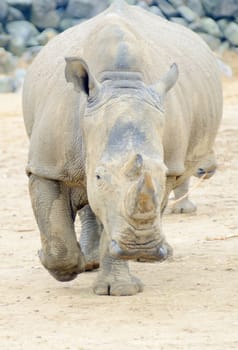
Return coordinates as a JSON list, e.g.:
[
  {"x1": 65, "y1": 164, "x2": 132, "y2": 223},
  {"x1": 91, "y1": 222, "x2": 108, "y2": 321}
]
[{"x1": 65, "y1": 57, "x2": 178, "y2": 261}]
